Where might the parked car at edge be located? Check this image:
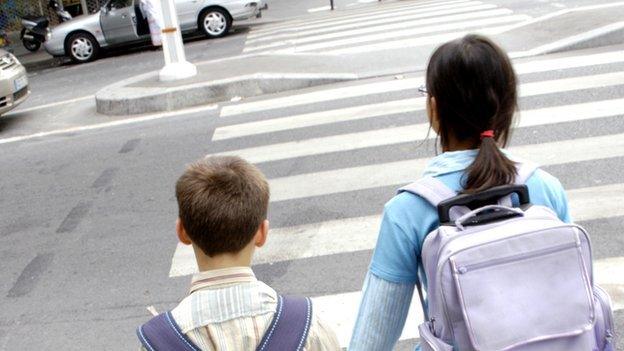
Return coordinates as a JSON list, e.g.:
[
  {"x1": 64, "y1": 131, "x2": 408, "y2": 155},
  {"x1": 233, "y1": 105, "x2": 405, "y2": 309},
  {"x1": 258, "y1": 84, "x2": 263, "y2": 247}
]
[
  {"x1": 0, "y1": 50, "x2": 30, "y2": 116},
  {"x1": 44, "y1": 0, "x2": 266, "y2": 63}
]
